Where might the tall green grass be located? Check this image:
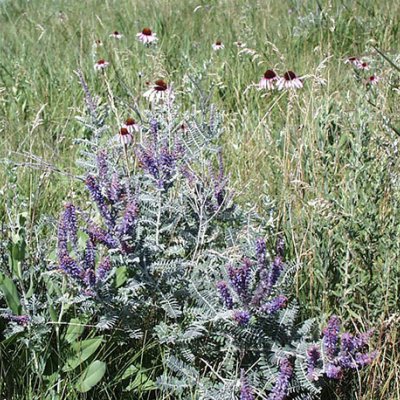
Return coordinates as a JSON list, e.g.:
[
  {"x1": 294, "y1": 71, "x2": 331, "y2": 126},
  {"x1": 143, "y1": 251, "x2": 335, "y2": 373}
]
[{"x1": 1, "y1": 0, "x2": 399, "y2": 398}]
